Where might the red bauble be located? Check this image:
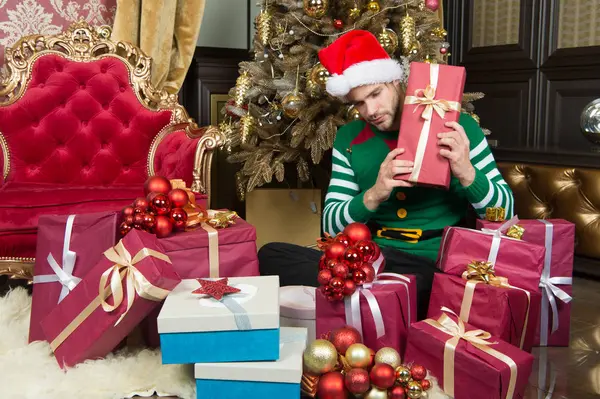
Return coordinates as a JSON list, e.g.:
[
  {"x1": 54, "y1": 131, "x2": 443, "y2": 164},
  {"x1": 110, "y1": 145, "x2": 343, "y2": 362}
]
[
  {"x1": 343, "y1": 222, "x2": 371, "y2": 243},
  {"x1": 352, "y1": 269, "x2": 367, "y2": 285},
  {"x1": 329, "y1": 326, "x2": 362, "y2": 355},
  {"x1": 343, "y1": 279, "x2": 357, "y2": 296},
  {"x1": 123, "y1": 215, "x2": 134, "y2": 226},
  {"x1": 421, "y1": 379, "x2": 431, "y2": 391},
  {"x1": 440, "y1": 47, "x2": 448, "y2": 54},
  {"x1": 333, "y1": 19, "x2": 343, "y2": 29},
  {"x1": 169, "y1": 207, "x2": 188, "y2": 230},
  {"x1": 326, "y1": 242, "x2": 347, "y2": 260},
  {"x1": 133, "y1": 197, "x2": 149, "y2": 211},
  {"x1": 319, "y1": 255, "x2": 328, "y2": 270},
  {"x1": 348, "y1": 260, "x2": 362, "y2": 271},
  {"x1": 144, "y1": 176, "x2": 172, "y2": 196},
  {"x1": 168, "y1": 188, "x2": 189, "y2": 208},
  {"x1": 343, "y1": 247, "x2": 362, "y2": 264},
  {"x1": 389, "y1": 385, "x2": 406, "y2": 399},
  {"x1": 410, "y1": 364, "x2": 427, "y2": 381},
  {"x1": 122, "y1": 206, "x2": 135, "y2": 218},
  {"x1": 332, "y1": 262, "x2": 350, "y2": 279},
  {"x1": 330, "y1": 288, "x2": 344, "y2": 301},
  {"x1": 326, "y1": 259, "x2": 338, "y2": 270},
  {"x1": 425, "y1": 0, "x2": 439, "y2": 11},
  {"x1": 329, "y1": 277, "x2": 344, "y2": 289},
  {"x1": 355, "y1": 240, "x2": 376, "y2": 262},
  {"x1": 150, "y1": 193, "x2": 172, "y2": 216},
  {"x1": 360, "y1": 263, "x2": 376, "y2": 283},
  {"x1": 119, "y1": 222, "x2": 132, "y2": 236},
  {"x1": 334, "y1": 234, "x2": 351, "y2": 248},
  {"x1": 133, "y1": 213, "x2": 145, "y2": 229},
  {"x1": 134, "y1": 207, "x2": 146, "y2": 215},
  {"x1": 317, "y1": 372, "x2": 348, "y2": 399},
  {"x1": 344, "y1": 368, "x2": 370, "y2": 394},
  {"x1": 142, "y1": 213, "x2": 156, "y2": 230},
  {"x1": 369, "y1": 363, "x2": 396, "y2": 389},
  {"x1": 318, "y1": 269, "x2": 333, "y2": 286},
  {"x1": 154, "y1": 215, "x2": 173, "y2": 238}
]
